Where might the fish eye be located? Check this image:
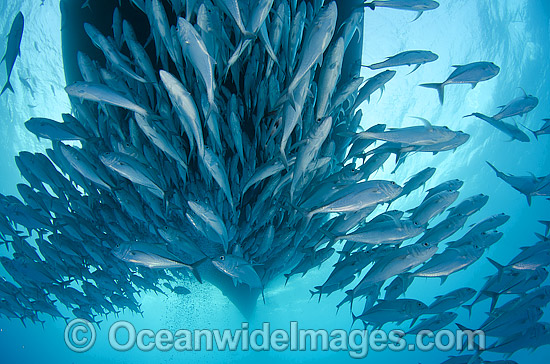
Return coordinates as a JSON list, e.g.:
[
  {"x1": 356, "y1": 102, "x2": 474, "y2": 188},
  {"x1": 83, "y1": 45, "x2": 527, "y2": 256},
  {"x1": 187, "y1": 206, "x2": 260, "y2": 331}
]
[
  {"x1": 391, "y1": 181, "x2": 396, "y2": 185},
  {"x1": 443, "y1": 126, "x2": 449, "y2": 129},
  {"x1": 219, "y1": 255, "x2": 225, "y2": 261},
  {"x1": 423, "y1": 242, "x2": 429, "y2": 247},
  {"x1": 414, "y1": 222, "x2": 419, "y2": 226}
]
